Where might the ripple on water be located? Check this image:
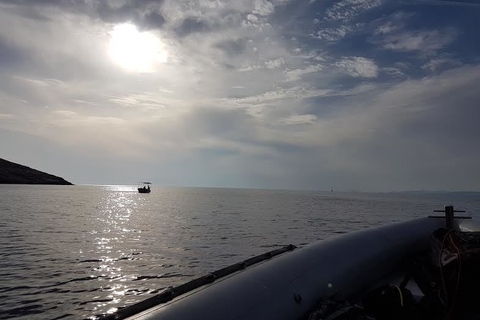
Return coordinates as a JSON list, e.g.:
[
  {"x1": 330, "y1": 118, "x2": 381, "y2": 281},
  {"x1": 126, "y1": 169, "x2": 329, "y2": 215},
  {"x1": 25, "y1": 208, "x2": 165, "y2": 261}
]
[{"x1": 1, "y1": 185, "x2": 479, "y2": 319}]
